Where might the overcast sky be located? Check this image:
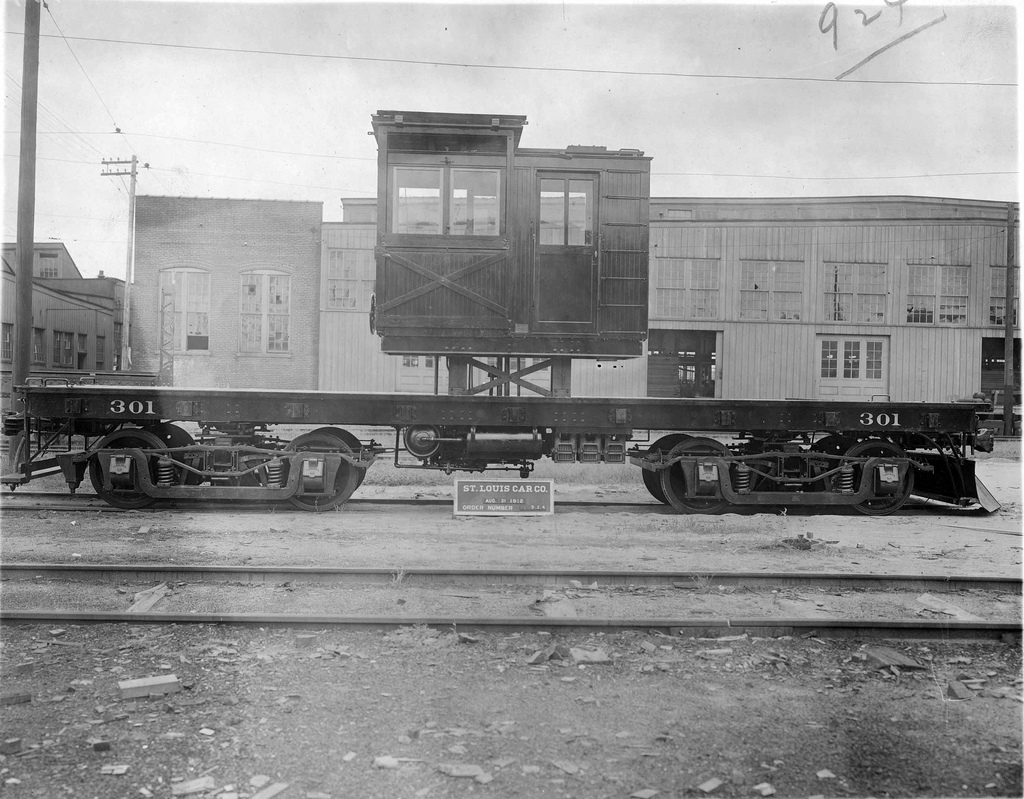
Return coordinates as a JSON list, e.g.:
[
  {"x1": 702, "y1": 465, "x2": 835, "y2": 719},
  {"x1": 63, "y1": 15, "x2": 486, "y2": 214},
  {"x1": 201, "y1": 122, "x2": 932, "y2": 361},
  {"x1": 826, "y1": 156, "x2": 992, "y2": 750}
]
[{"x1": 3, "y1": 0, "x2": 1018, "y2": 279}]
